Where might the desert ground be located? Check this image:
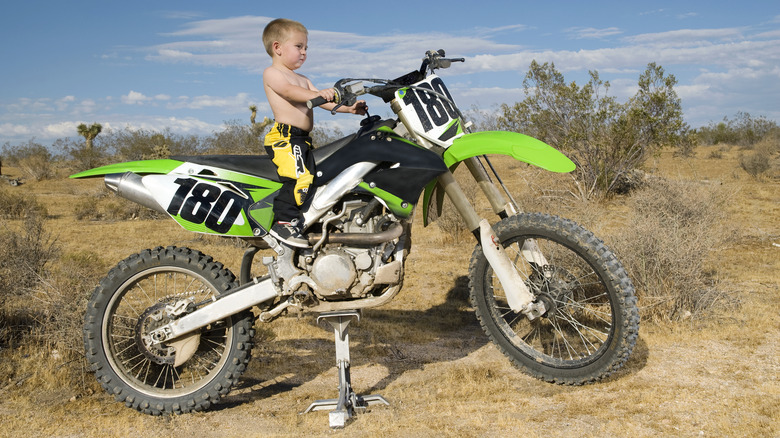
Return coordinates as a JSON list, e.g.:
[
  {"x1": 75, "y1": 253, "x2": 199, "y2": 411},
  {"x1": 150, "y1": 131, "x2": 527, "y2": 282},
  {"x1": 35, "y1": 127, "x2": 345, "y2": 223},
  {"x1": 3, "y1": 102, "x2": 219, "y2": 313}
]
[{"x1": 0, "y1": 144, "x2": 777, "y2": 437}]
